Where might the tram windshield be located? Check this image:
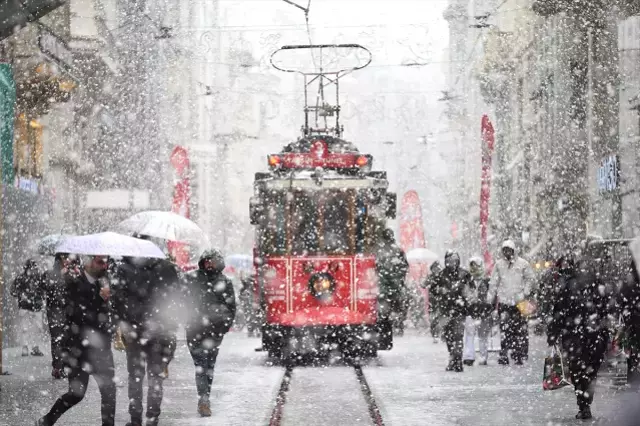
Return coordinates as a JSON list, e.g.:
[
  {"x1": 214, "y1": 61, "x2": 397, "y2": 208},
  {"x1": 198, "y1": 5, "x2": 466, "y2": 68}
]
[{"x1": 258, "y1": 189, "x2": 369, "y2": 256}]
